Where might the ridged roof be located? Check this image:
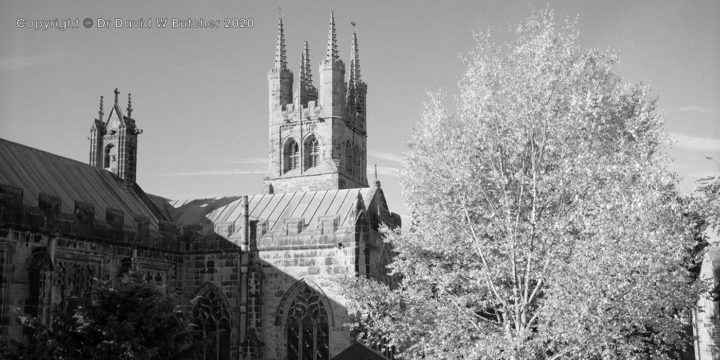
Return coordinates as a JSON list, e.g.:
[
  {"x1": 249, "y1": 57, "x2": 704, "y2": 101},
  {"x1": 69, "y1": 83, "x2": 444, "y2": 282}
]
[
  {"x1": 169, "y1": 187, "x2": 382, "y2": 234},
  {"x1": 0, "y1": 138, "x2": 165, "y2": 230}
]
